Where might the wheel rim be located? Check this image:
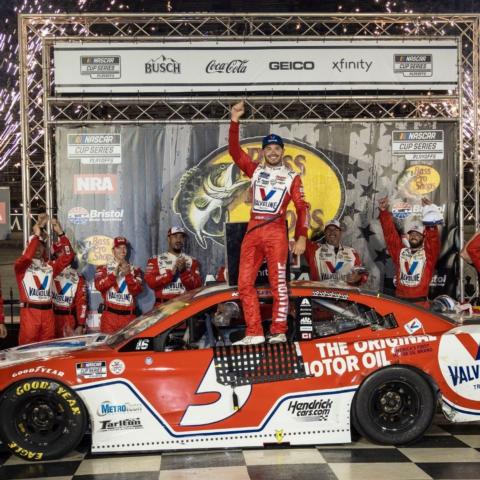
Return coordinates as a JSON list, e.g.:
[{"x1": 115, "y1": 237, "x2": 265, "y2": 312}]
[
  {"x1": 369, "y1": 380, "x2": 421, "y2": 432},
  {"x1": 14, "y1": 395, "x2": 68, "y2": 447}
]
